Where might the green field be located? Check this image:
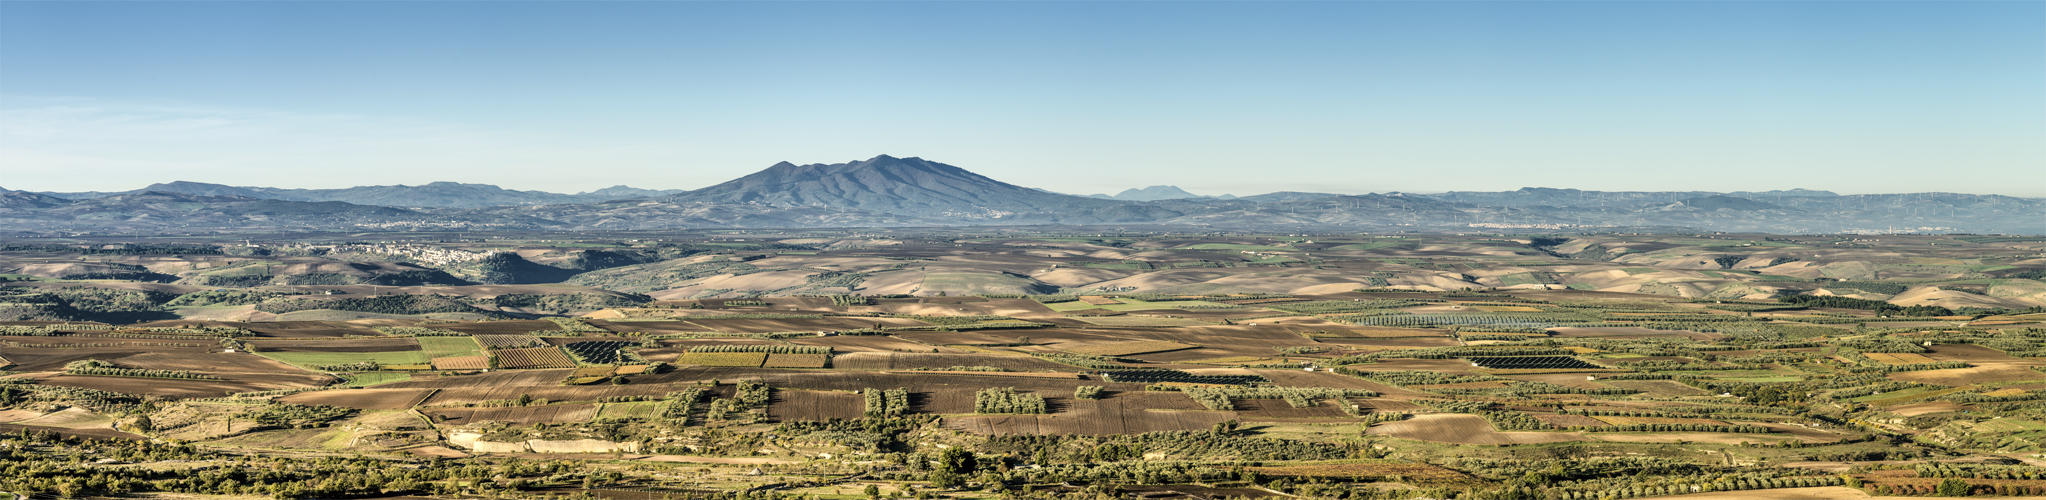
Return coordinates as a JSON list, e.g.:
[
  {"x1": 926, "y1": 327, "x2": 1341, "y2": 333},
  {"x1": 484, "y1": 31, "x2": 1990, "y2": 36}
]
[
  {"x1": 1330, "y1": 240, "x2": 1410, "y2": 251},
  {"x1": 595, "y1": 401, "x2": 664, "y2": 420},
  {"x1": 1972, "y1": 419, "x2": 2046, "y2": 433},
  {"x1": 416, "y1": 337, "x2": 485, "y2": 358},
  {"x1": 919, "y1": 273, "x2": 1053, "y2": 295},
  {"x1": 340, "y1": 372, "x2": 414, "y2": 387}
]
